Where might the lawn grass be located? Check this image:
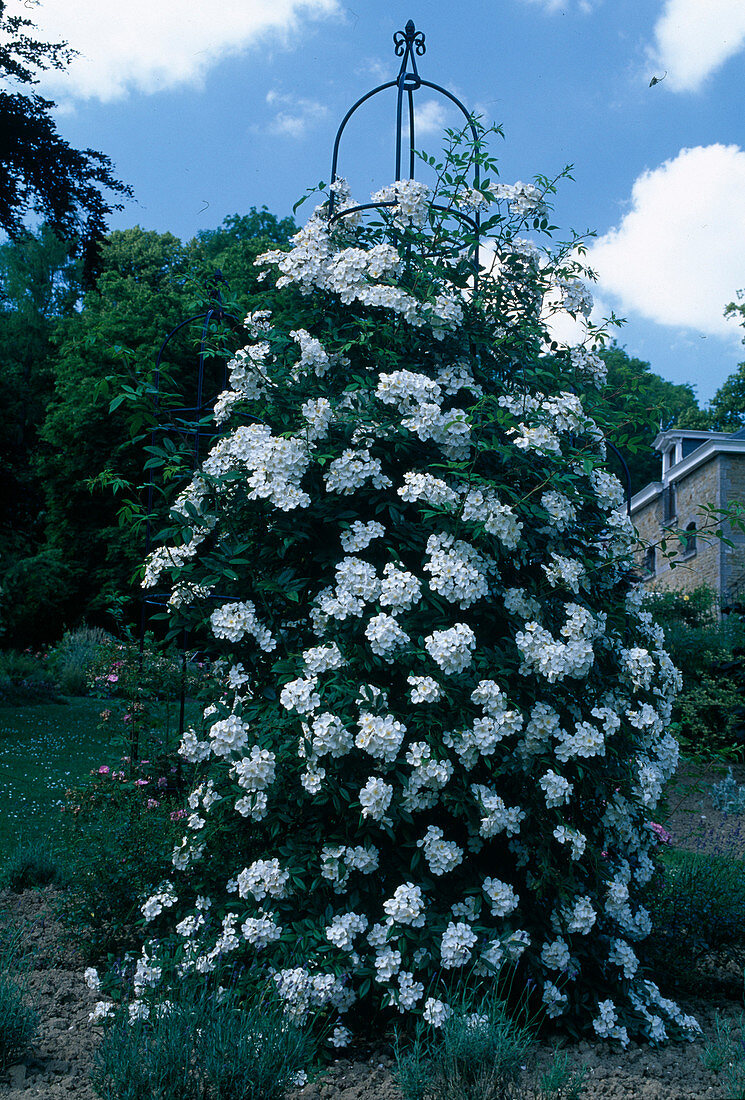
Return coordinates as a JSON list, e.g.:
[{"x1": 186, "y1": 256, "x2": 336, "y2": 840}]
[{"x1": 0, "y1": 698, "x2": 121, "y2": 856}]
